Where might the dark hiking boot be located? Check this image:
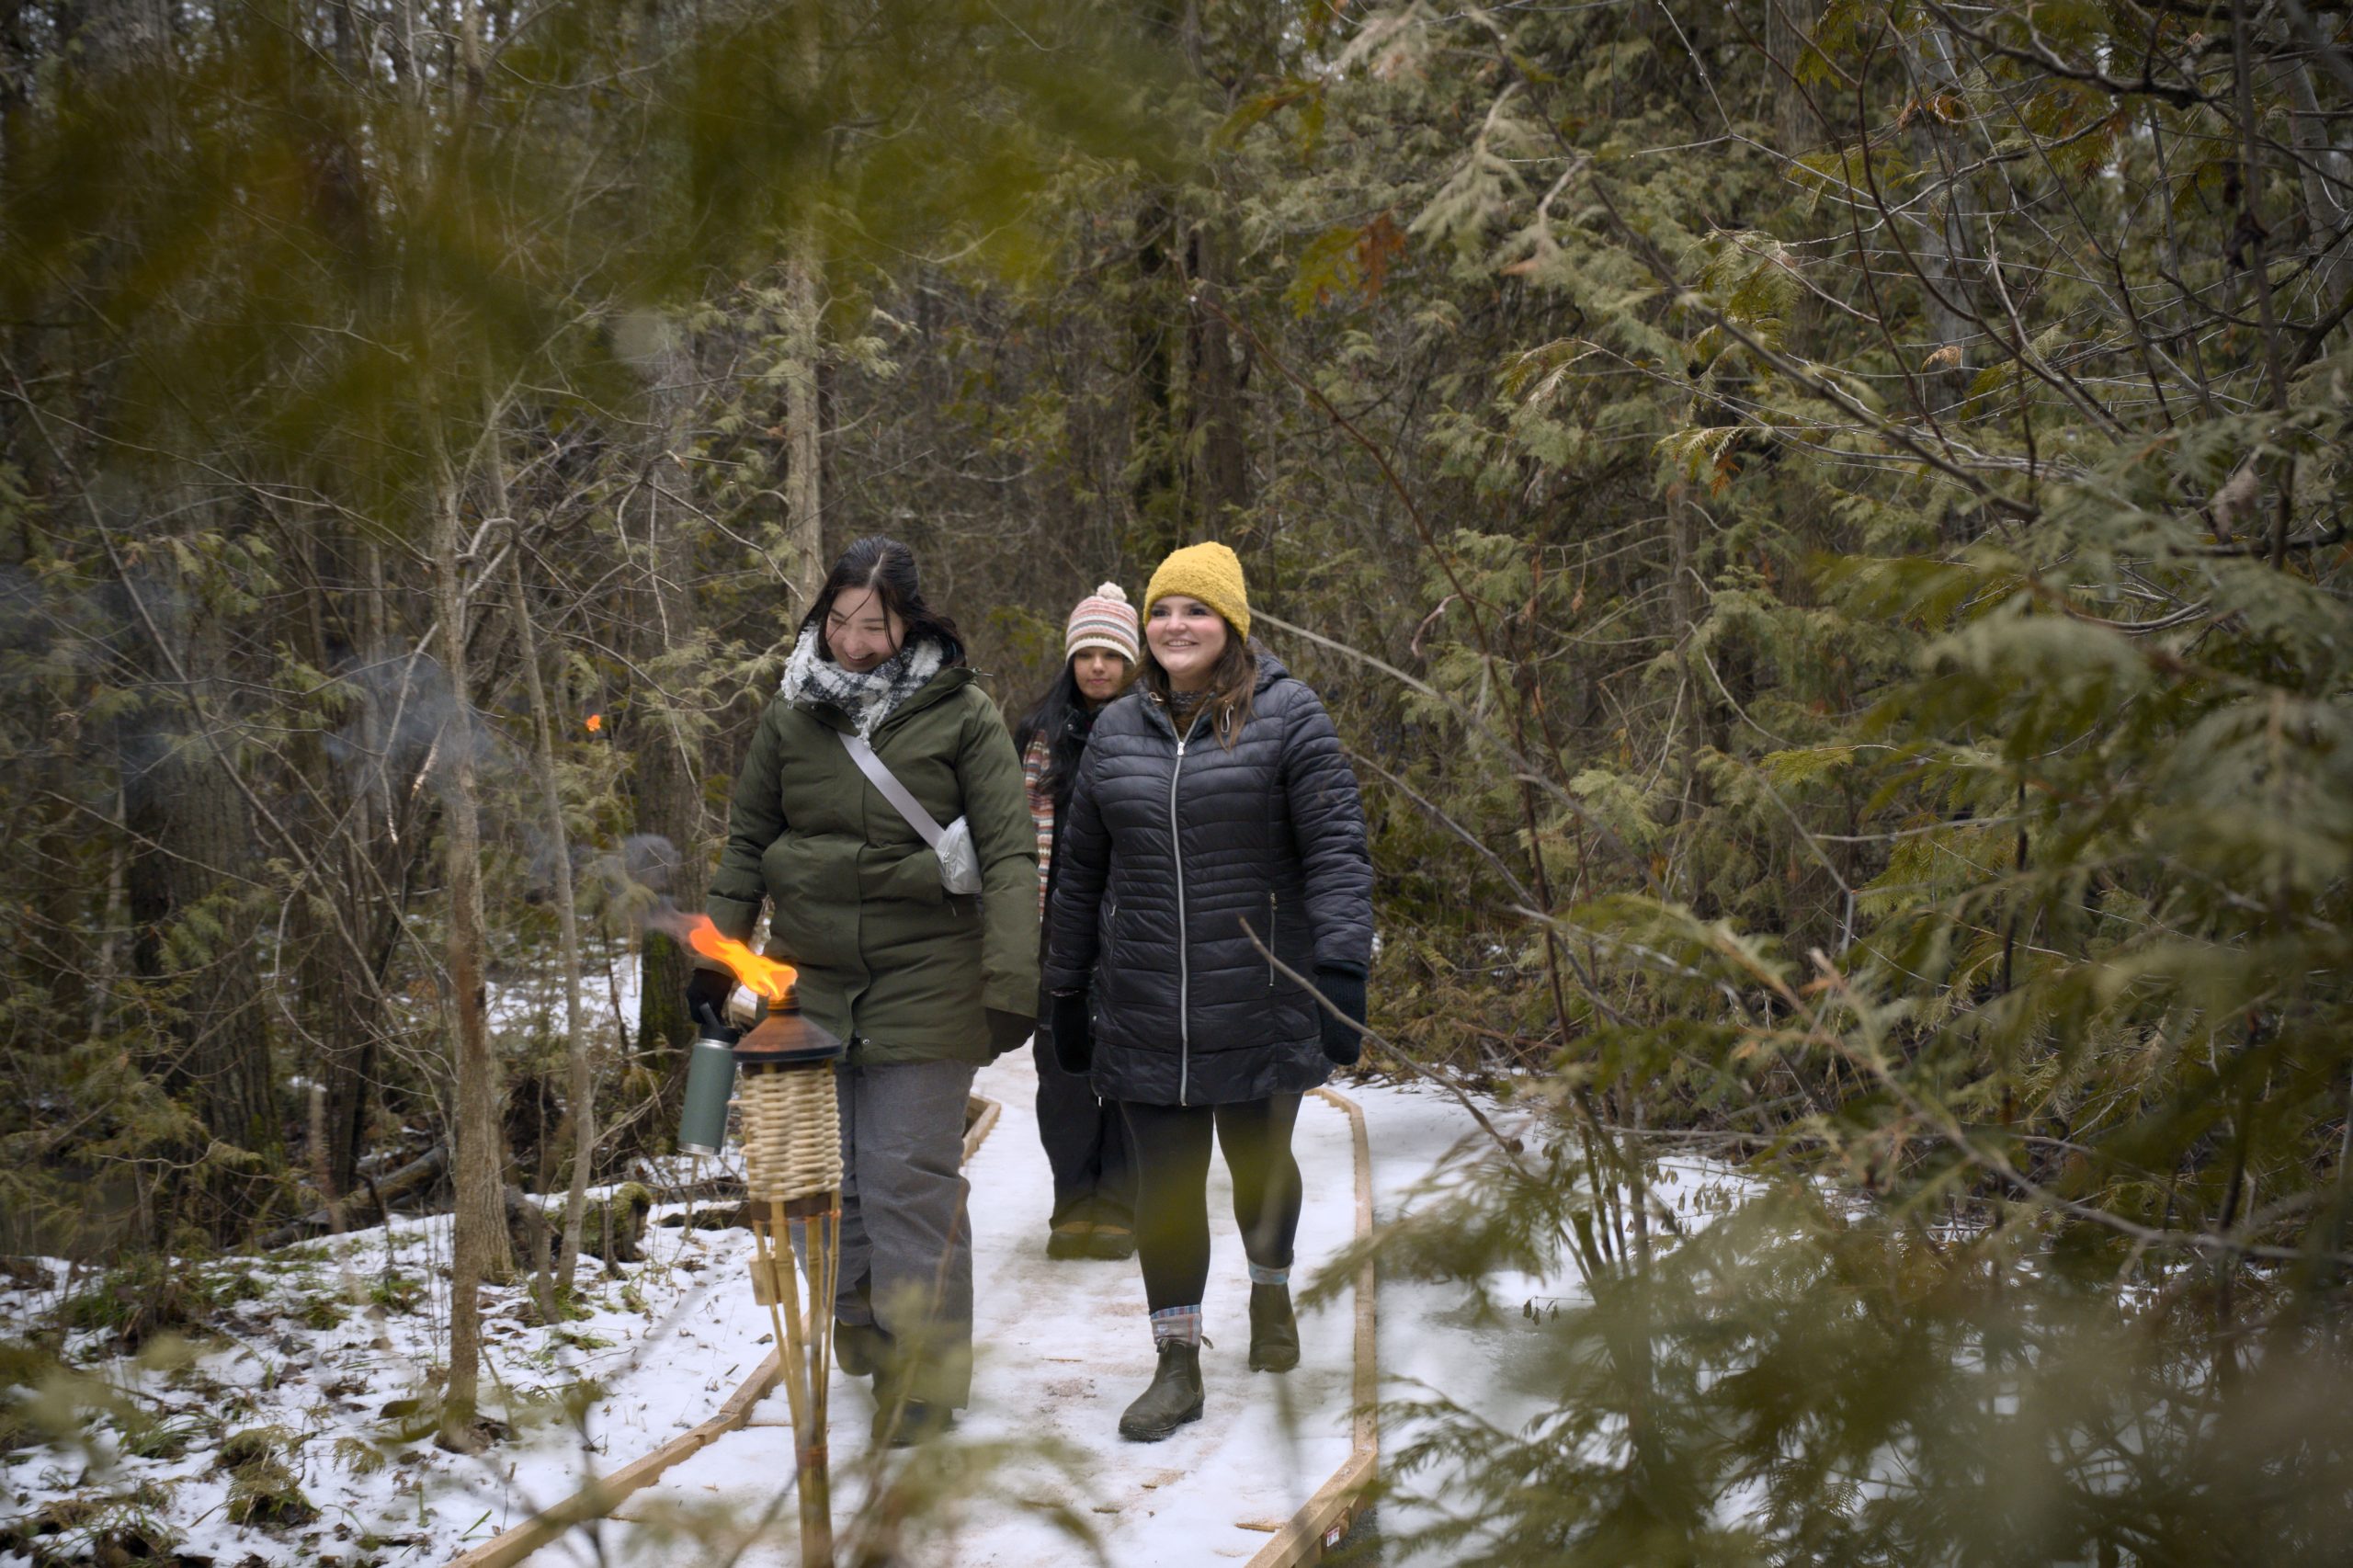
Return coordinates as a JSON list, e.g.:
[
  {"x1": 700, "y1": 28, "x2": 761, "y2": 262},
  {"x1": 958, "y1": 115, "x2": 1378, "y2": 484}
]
[
  {"x1": 872, "y1": 1397, "x2": 955, "y2": 1448},
  {"x1": 835, "y1": 1321, "x2": 889, "y2": 1380},
  {"x1": 1087, "y1": 1221, "x2": 1137, "y2": 1261},
  {"x1": 1118, "y1": 1342, "x2": 1204, "y2": 1441},
  {"x1": 1046, "y1": 1219, "x2": 1094, "y2": 1260},
  {"x1": 1248, "y1": 1284, "x2": 1299, "y2": 1373}
]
